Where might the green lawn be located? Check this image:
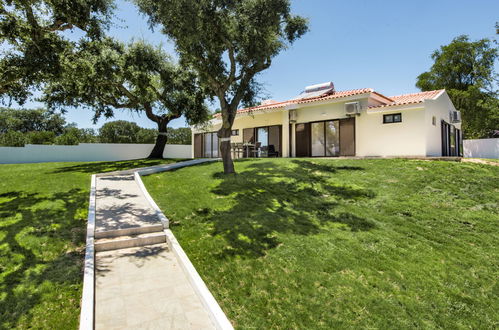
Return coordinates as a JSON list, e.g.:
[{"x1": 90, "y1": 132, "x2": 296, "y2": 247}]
[
  {"x1": 143, "y1": 158, "x2": 499, "y2": 329},
  {"x1": 0, "y1": 158, "x2": 180, "y2": 329}
]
